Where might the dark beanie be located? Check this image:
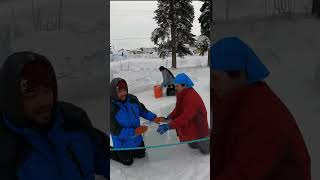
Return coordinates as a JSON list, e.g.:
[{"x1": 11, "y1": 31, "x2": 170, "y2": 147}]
[{"x1": 159, "y1": 66, "x2": 165, "y2": 71}]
